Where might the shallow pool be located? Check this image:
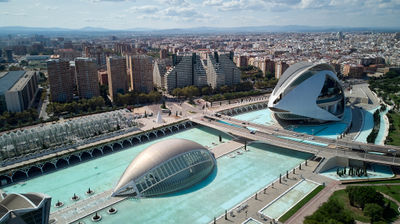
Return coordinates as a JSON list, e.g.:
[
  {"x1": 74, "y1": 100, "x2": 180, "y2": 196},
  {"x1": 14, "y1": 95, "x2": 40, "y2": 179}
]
[
  {"x1": 233, "y1": 108, "x2": 274, "y2": 125},
  {"x1": 355, "y1": 107, "x2": 379, "y2": 143},
  {"x1": 320, "y1": 164, "x2": 394, "y2": 180},
  {"x1": 75, "y1": 143, "x2": 312, "y2": 224},
  {"x1": 234, "y1": 107, "x2": 352, "y2": 140},
  {"x1": 3, "y1": 126, "x2": 233, "y2": 212},
  {"x1": 259, "y1": 179, "x2": 319, "y2": 220},
  {"x1": 375, "y1": 107, "x2": 389, "y2": 145}
]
